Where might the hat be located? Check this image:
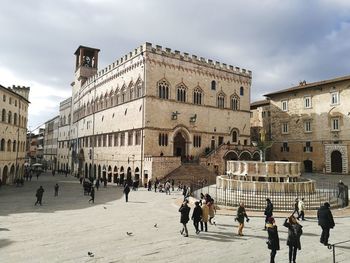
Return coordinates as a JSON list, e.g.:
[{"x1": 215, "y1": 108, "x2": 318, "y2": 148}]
[
  {"x1": 195, "y1": 201, "x2": 199, "y2": 205},
  {"x1": 267, "y1": 217, "x2": 274, "y2": 223},
  {"x1": 324, "y1": 202, "x2": 330, "y2": 208}
]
